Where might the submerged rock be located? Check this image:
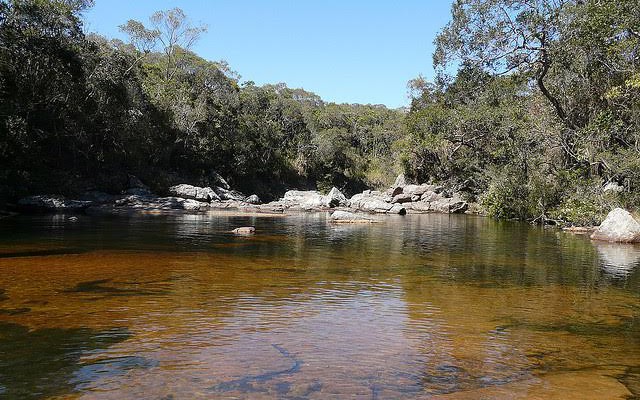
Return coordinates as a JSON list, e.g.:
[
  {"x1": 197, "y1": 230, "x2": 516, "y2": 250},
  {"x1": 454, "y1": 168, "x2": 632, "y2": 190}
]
[
  {"x1": 232, "y1": 226, "x2": 255, "y2": 234},
  {"x1": 591, "y1": 208, "x2": 640, "y2": 243}
]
